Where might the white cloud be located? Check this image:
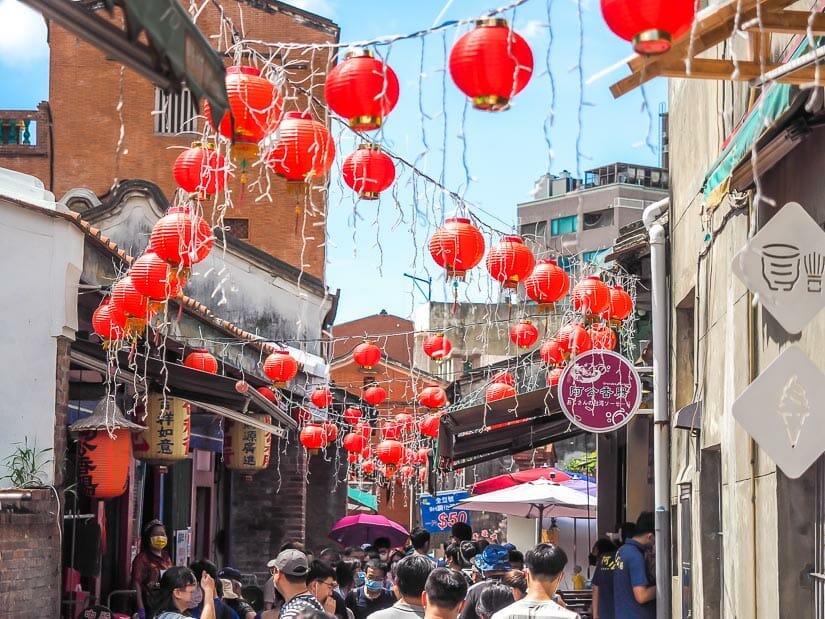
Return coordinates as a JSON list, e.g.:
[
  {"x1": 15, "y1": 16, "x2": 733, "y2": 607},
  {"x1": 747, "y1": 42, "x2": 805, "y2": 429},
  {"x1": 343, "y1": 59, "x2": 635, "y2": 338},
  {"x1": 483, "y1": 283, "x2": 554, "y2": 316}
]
[
  {"x1": 0, "y1": 0, "x2": 47, "y2": 65},
  {"x1": 288, "y1": 0, "x2": 336, "y2": 19},
  {"x1": 520, "y1": 19, "x2": 548, "y2": 43}
]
